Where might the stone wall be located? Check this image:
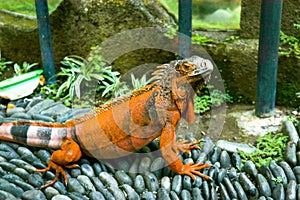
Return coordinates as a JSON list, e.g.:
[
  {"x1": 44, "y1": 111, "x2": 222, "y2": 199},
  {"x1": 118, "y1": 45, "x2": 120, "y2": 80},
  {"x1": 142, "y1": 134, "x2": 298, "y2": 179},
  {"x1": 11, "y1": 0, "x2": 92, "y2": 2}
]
[{"x1": 240, "y1": 0, "x2": 300, "y2": 38}]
